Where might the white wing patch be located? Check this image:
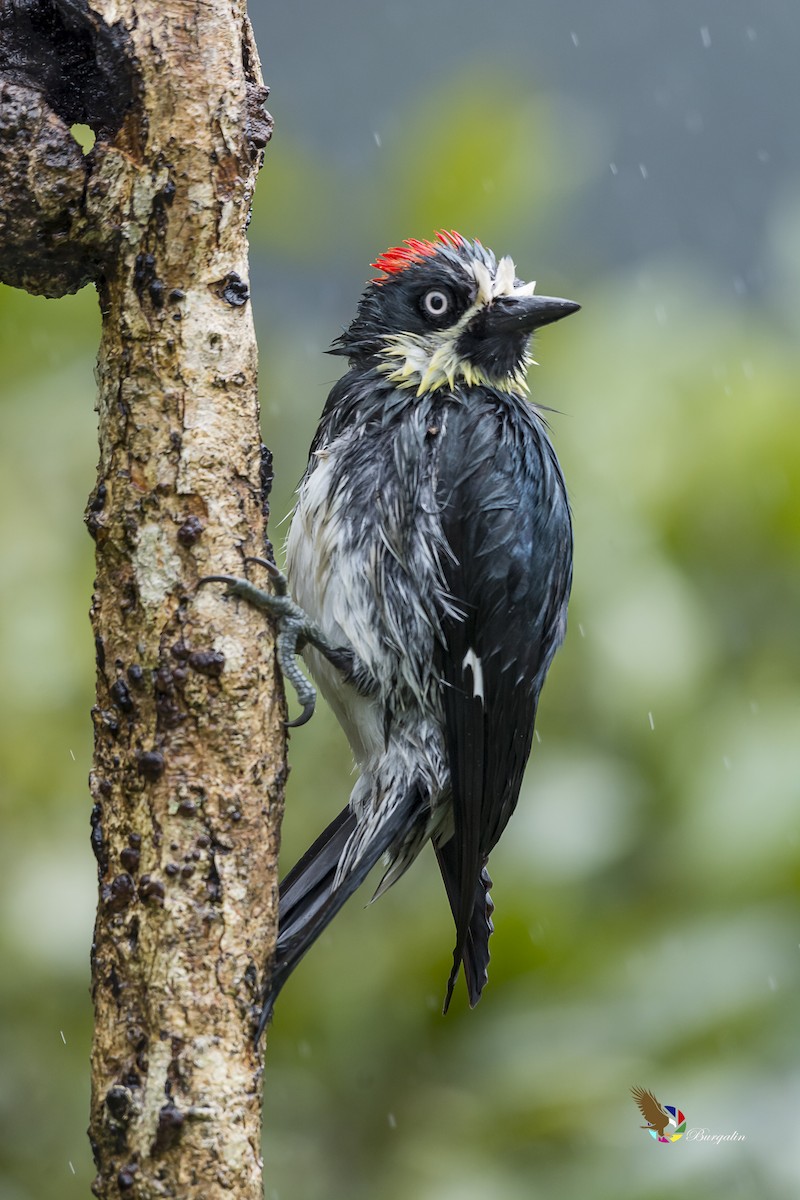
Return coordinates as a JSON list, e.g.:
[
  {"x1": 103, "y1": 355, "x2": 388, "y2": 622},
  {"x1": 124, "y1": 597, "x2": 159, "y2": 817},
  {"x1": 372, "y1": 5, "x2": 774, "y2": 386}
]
[{"x1": 462, "y1": 648, "x2": 485, "y2": 702}]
